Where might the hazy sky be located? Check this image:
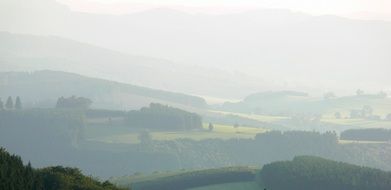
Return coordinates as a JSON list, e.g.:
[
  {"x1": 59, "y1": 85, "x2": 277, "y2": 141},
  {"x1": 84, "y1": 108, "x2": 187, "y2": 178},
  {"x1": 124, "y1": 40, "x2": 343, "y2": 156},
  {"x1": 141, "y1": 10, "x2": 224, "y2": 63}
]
[{"x1": 59, "y1": 0, "x2": 391, "y2": 20}]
